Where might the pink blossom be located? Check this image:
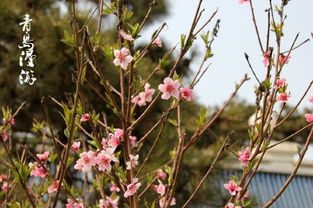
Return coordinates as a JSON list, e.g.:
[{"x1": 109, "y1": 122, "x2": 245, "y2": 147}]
[
  {"x1": 37, "y1": 152, "x2": 49, "y2": 162},
  {"x1": 180, "y1": 87, "x2": 193, "y2": 101},
  {"x1": 30, "y1": 163, "x2": 48, "y2": 178},
  {"x1": 126, "y1": 154, "x2": 139, "y2": 170},
  {"x1": 132, "y1": 83, "x2": 155, "y2": 107},
  {"x1": 8, "y1": 117, "x2": 15, "y2": 126},
  {"x1": 101, "y1": 138, "x2": 108, "y2": 150},
  {"x1": 71, "y1": 141, "x2": 81, "y2": 151},
  {"x1": 239, "y1": 0, "x2": 249, "y2": 4},
  {"x1": 110, "y1": 183, "x2": 120, "y2": 192},
  {"x1": 108, "y1": 134, "x2": 120, "y2": 151},
  {"x1": 106, "y1": 129, "x2": 123, "y2": 151},
  {"x1": 152, "y1": 180, "x2": 166, "y2": 196},
  {"x1": 275, "y1": 78, "x2": 286, "y2": 89},
  {"x1": 276, "y1": 93, "x2": 291, "y2": 103},
  {"x1": 152, "y1": 37, "x2": 163, "y2": 47},
  {"x1": 129, "y1": 136, "x2": 137, "y2": 146},
  {"x1": 48, "y1": 180, "x2": 59, "y2": 193},
  {"x1": 96, "y1": 149, "x2": 118, "y2": 172},
  {"x1": 159, "y1": 197, "x2": 176, "y2": 208},
  {"x1": 157, "y1": 169, "x2": 167, "y2": 180},
  {"x1": 124, "y1": 178, "x2": 141, "y2": 198},
  {"x1": 239, "y1": 147, "x2": 251, "y2": 164},
  {"x1": 0, "y1": 175, "x2": 7, "y2": 182},
  {"x1": 66, "y1": 199, "x2": 85, "y2": 208},
  {"x1": 308, "y1": 96, "x2": 313, "y2": 103},
  {"x1": 304, "y1": 114, "x2": 313, "y2": 123},
  {"x1": 224, "y1": 180, "x2": 242, "y2": 196},
  {"x1": 99, "y1": 196, "x2": 119, "y2": 208},
  {"x1": 2, "y1": 132, "x2": 7, "y2": 142},
  {"x1": 80, "y1": 113, "x2": 90, "y2": 122},
  {"x1": 158, "y1": 77, "x2": 181, "y2": 100},
  {"x1": 74, "y1": 151, "x2": 98, "y2": 172},
  {"x1": 114, "y1": 128, "x2": 124, "y2": 138},
  {"x1": 226, "y1": 203, "x2": 242, "y2": 208},
  {"x1": 113, "y1": 47, "x2": 133, "y2": 70},
  {"x1": 279, "y1": 54, "x2": 291, "y2": 64},
  {"x1": 262, "y1": 52, "x2": 270, "y2": 67},
  {"x1": 131, "y1": 95, "x2": 141, "y2": 106},
  {"x1": 119, "y1": 30, "x2": 134, "y2": 41},
  {"x1": 1, "y1": 182, "x2": 8, "y2": 192}
]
